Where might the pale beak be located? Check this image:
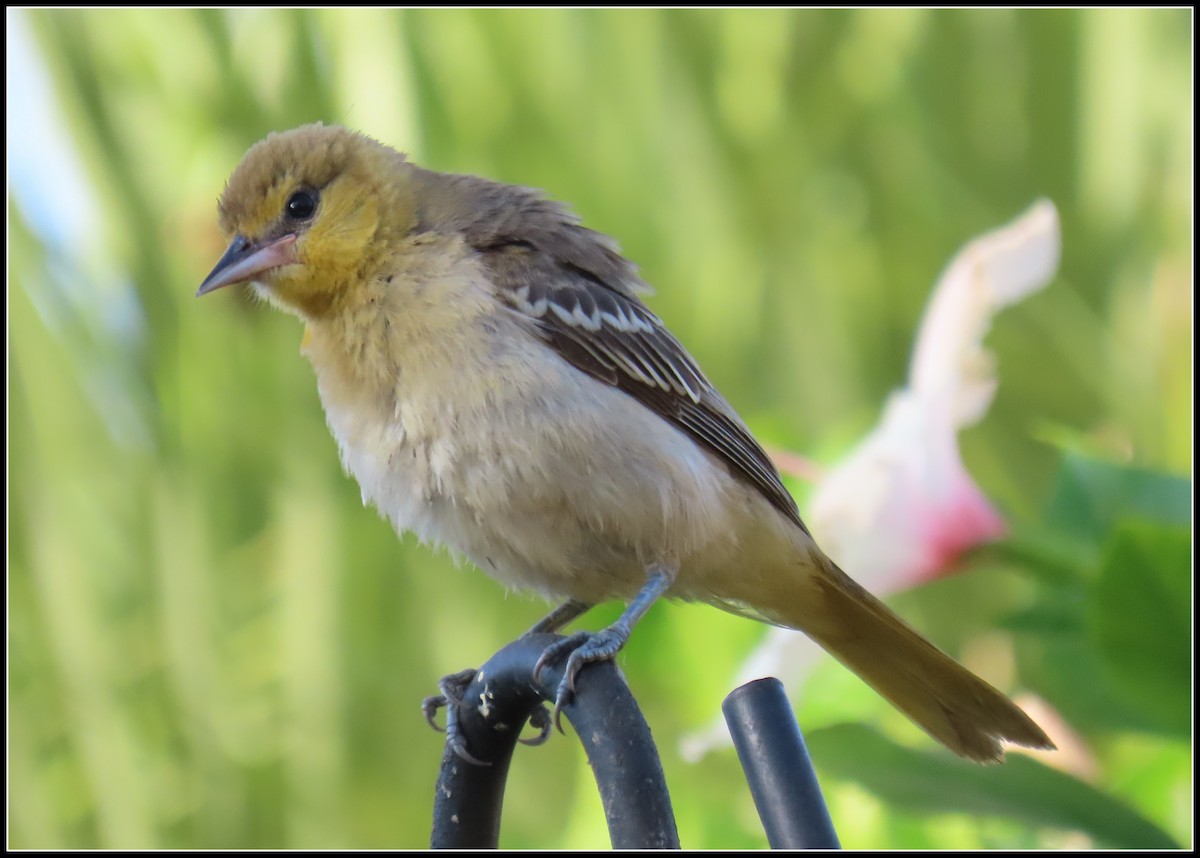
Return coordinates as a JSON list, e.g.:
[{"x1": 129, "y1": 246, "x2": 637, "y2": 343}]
[{"x1": 196, "y1": 233, "x2": 299, "y2": 296}]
